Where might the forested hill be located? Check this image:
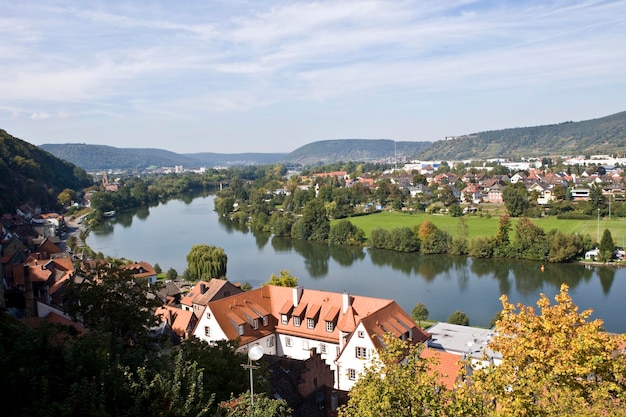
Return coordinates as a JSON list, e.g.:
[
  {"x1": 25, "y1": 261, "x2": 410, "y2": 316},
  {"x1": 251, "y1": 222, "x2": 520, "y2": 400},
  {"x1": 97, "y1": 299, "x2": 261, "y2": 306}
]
[
  {"x1": 283, "y1": 139, "x2": 433, "y2": 165},
  {"x1": 0, "y1": 130, "x2": 92, "y2": 213},
  {"x1": 417, "y1": 110, "x2": 626, "y2": 160},
  {"x1": 40, "y1": 143, "x2": 287, "y2": 170},
  {"x1": 40, "y1": 143, "x2": 205, "y2": 171}
]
